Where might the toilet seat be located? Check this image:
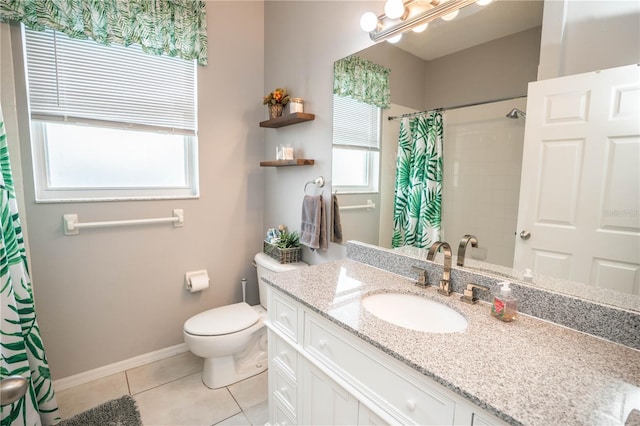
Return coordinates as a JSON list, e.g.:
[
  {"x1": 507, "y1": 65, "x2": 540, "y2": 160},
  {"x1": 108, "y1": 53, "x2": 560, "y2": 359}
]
[{"x1": 184, "y1": 302, "x2": 259, "y2": 336}]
